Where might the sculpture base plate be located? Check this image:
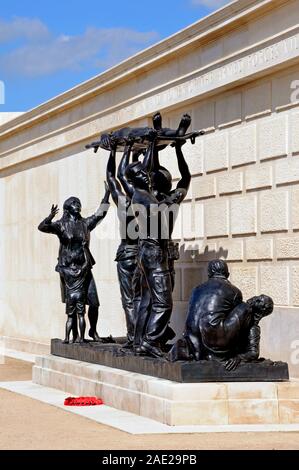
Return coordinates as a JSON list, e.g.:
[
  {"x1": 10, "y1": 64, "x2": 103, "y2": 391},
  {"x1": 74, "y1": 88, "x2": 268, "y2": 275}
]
[{"x1": 51, "y1": 339, "x2": 289, "y2": 383}]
